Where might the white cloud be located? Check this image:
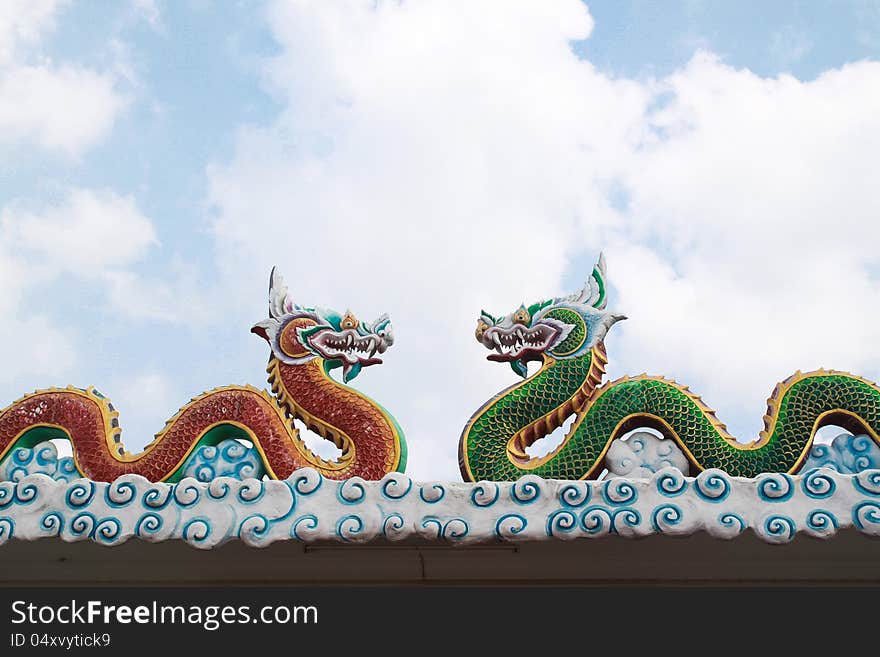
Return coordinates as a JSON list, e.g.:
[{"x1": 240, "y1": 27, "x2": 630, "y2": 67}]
[
  {"x1": 0, "y1": 0, "x2": 63, "y2": 66},
  {"x1": 0, "y1": 195, "x2": 69, "y2": 384},
  {"x1": 0, "y1": 0, "x2": 207, "y2": 411},
  {"x1": 207, "y1": 0, "x2": 649, "y2": 479},
  {"x1": 103, "y1": 260, "x2": 215, "y2": 324},
  {"x1": 0, "y1": 192, "x2": 79, "y2": 385},
  {"x1": 0, "y1": 317, "x2": 76, "y2": 410},
  {"x1": 0, "y1": 189, "x2": 220, "y2": 452},
  {"x1": 1, "y1": 189, "x2": 211, "y2": 325},
  {"x1": 4, "y1": 2, "x2": 872, "y2": 481},
  {"x1": 0, "y1": 65, "x2": 126, "y2": 154},
  {"x1": 0, "y1": 1, "x2": 196, "y2": 449},
  {"x1": 0, "y1": 0, "x2": 128, "y2": 155},
  {"x1": 3, "y1": 189, "x2": 157, "y2": 270},
  {"x1": 204, "y1": 2, "x2": 880, "y2": 480},
  {"x1": 609, "y1": 53, "x2": 880, "y2": 435}
]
